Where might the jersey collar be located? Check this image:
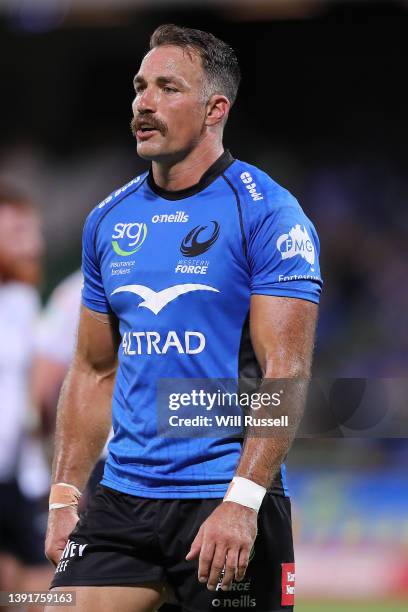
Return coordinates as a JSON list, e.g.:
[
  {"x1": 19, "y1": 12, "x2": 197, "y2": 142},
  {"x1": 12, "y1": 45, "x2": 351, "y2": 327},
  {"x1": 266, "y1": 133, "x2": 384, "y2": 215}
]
[{"x1": 147, "y1": 150, "x2": 235, "y2": 201}]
